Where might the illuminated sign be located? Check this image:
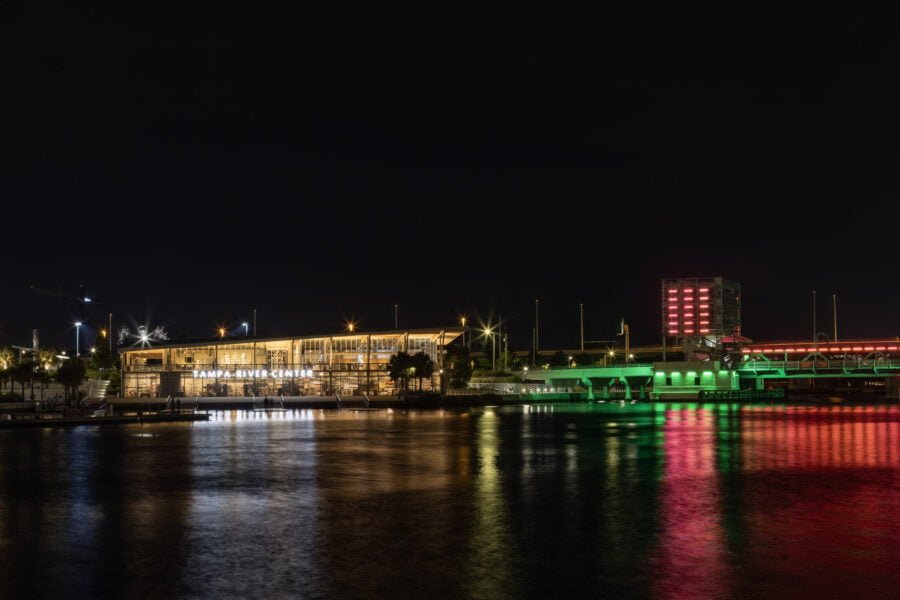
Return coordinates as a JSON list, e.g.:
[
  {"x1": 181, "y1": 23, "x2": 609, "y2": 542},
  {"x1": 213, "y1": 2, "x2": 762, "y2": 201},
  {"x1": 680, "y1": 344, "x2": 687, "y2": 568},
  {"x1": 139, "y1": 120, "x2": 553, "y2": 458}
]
[{"x1": 192, "y1": 369, "x2": 313, "y2": 379}]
